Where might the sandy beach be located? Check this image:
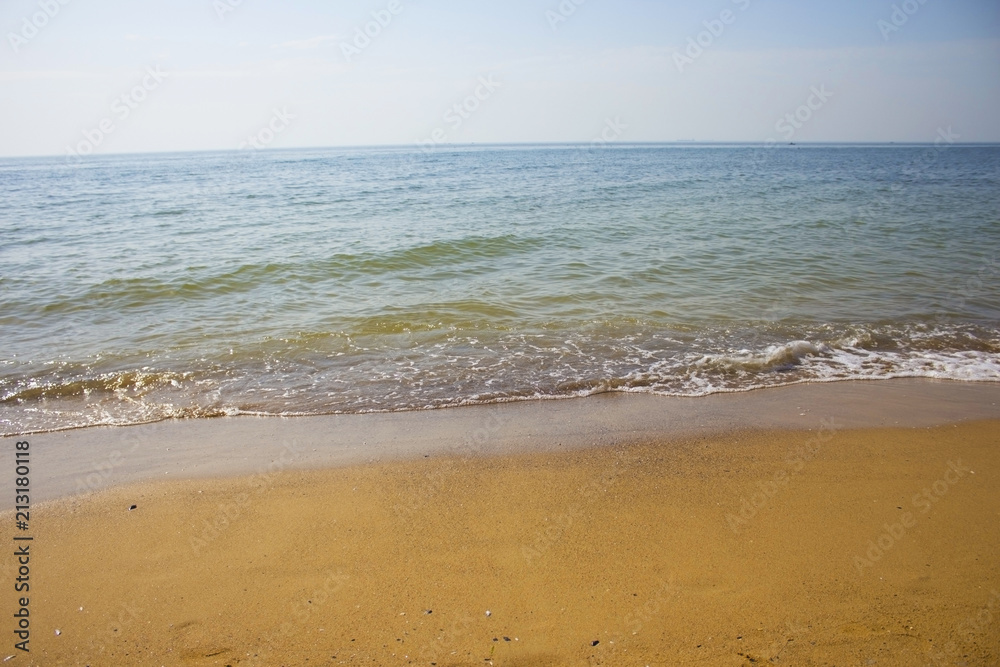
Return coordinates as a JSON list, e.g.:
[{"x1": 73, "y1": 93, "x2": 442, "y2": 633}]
[
  {"x1": 3, "y1": 382, "x2": 999, "y2": 666},
  {"x1": 4, "y1": 2, "x2": 1000, "y2": 664}
]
